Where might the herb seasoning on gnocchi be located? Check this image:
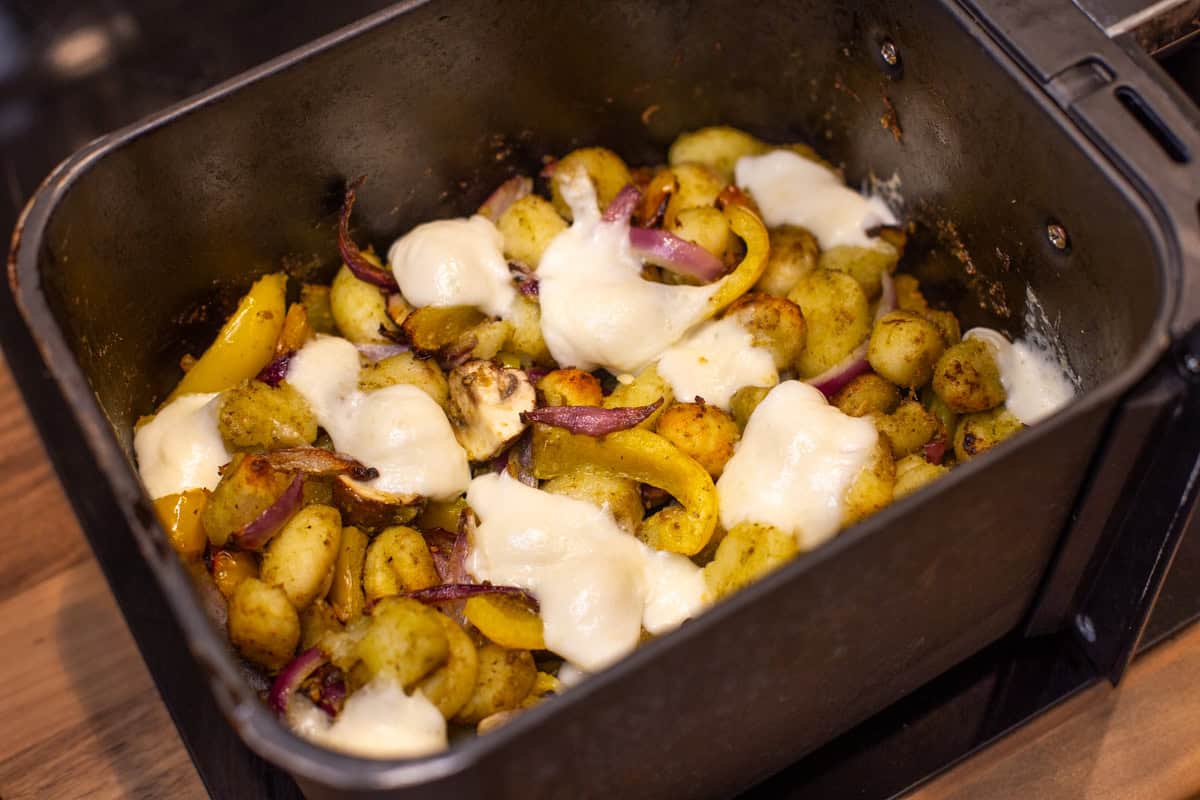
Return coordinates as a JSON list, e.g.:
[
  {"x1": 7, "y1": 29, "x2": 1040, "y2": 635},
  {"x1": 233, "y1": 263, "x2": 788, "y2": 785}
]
[{"x1": 135, "y1": 126, "x2": 1076, "y2": 759}]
